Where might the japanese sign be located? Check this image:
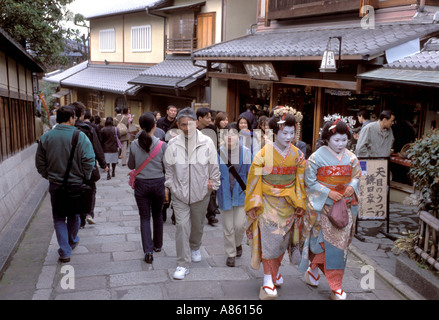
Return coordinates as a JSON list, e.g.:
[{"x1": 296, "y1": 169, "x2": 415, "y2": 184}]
[
  {"x1": 244, "y1": 62, "x2": 279, "y2": 81},
  {"x1": 357, "y1": 158, "x2": 389, "y2": 220}
]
